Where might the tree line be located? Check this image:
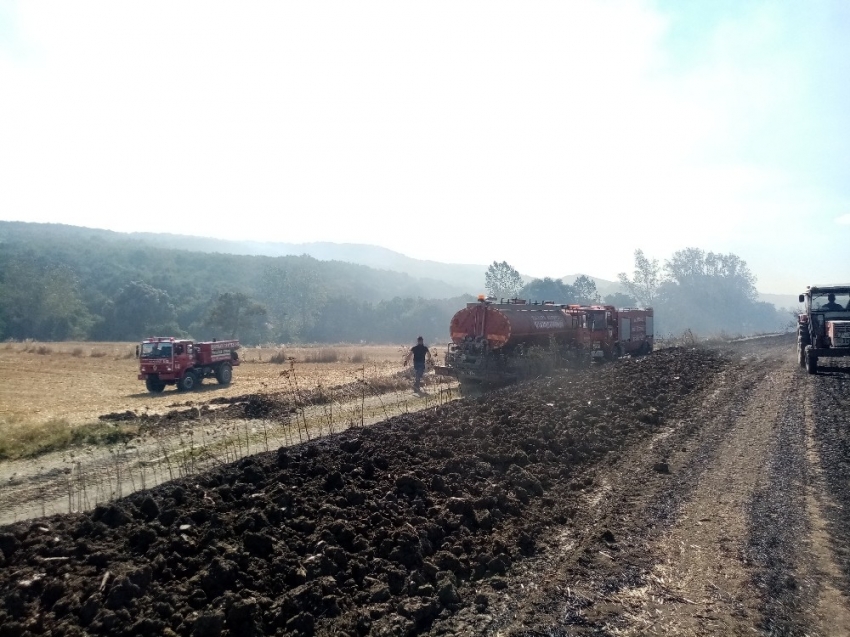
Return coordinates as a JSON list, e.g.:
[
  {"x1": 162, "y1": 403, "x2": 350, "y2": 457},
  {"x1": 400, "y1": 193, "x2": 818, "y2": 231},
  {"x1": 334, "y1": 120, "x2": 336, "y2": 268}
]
[
  {"x1": 0, "y1": 222, "x2": 790, "y2": 344},
  {"x1": 0, "y1": 225, "x2": 472, "y2": 344},
  {"x1": 484, "y1": 249, "x2": 790, "y2": 336}
]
